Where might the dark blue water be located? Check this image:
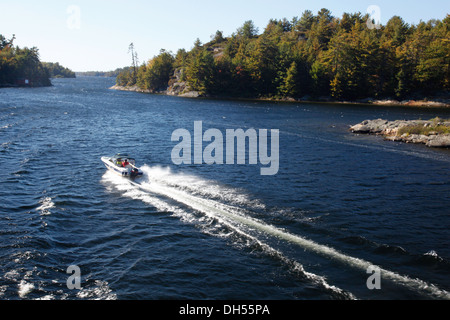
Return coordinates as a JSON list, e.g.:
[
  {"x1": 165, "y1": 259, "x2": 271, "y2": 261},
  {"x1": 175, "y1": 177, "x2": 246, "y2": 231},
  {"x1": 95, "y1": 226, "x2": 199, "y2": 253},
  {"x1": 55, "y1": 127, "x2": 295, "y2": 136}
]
[{"x1": 1, "y1": 77, "x2": 449, "y2": 300}]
